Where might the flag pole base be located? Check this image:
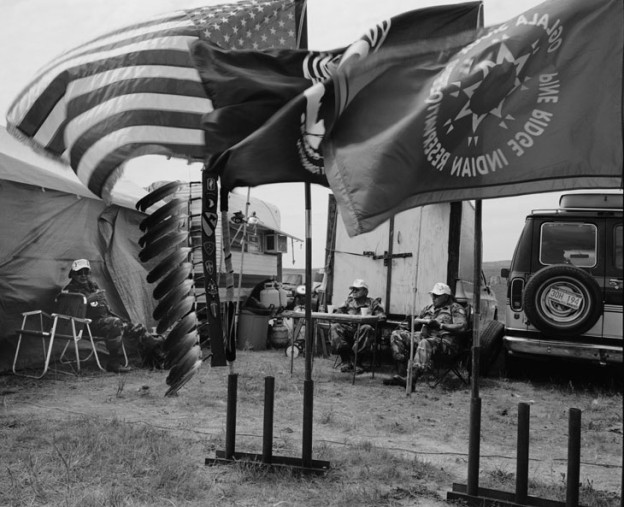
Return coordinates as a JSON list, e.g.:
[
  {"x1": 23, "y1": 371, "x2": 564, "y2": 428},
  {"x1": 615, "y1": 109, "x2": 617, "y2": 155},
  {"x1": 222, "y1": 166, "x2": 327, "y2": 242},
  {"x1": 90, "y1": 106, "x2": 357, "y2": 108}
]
[
  {"x1": 447, "y1": 483, "x2": 578, "y2": 507},
  {"x1": 206, "y1": 450, "x2": 330, "y2": 476}
]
